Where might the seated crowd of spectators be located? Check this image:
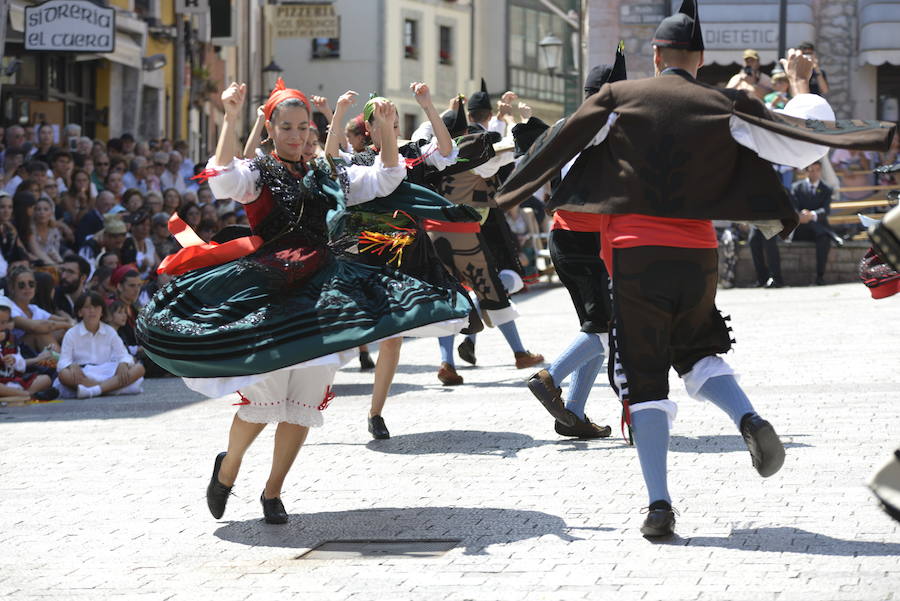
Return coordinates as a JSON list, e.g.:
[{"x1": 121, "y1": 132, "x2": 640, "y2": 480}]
[
  {"x1": 0, "y1": 121, "x2": 242, "y2": 402},
  {"x1": 717, "y1": 44, "x2": 900, "y2": 288}
]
